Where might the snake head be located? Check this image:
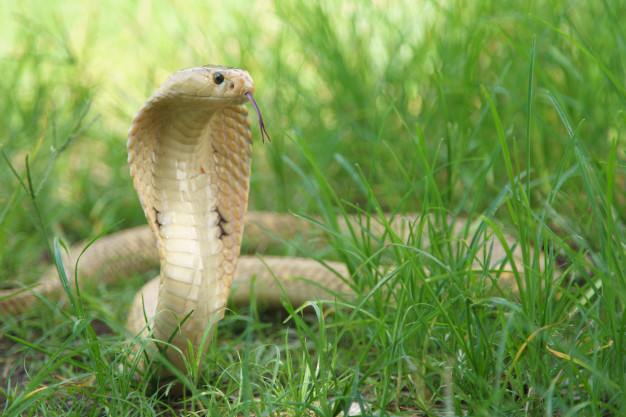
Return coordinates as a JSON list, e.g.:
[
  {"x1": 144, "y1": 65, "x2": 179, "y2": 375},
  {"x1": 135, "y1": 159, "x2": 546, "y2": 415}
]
[{"x1": 156, "y1": 66, "x2": 254, "y2": 104}]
